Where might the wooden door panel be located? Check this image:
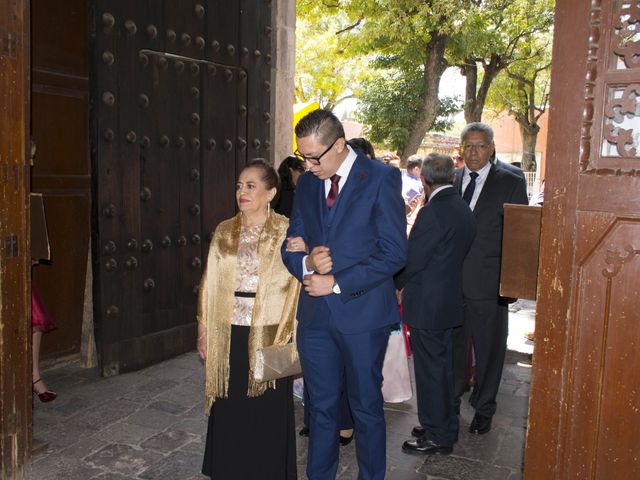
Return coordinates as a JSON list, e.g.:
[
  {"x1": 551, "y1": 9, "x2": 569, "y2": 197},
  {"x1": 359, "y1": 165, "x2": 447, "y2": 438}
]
[
  {"x1": 31, "y1": 89, "x2": 89, "y2": 176},
  {"x1": 31, "y1": 0, "x2": 90, "y2": 360},
  {"x1": 32, "y1": 194, "x2": 90, "y2": 357},
  {"x1": 565, "y1": 219, "x2": 640, "y2": 478},
  {"x1": 525, "y1": 1, "x2": 640, "y2": 478},
  {"x1": 31, "y1": 1, "x2": 88, "y2": 75},
  {"x1": 0, "y1": 0, "x2": 31, "y2": 475},
  {"x1": 92, "y1": 0, "x2": 273, "y2": 375}
]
